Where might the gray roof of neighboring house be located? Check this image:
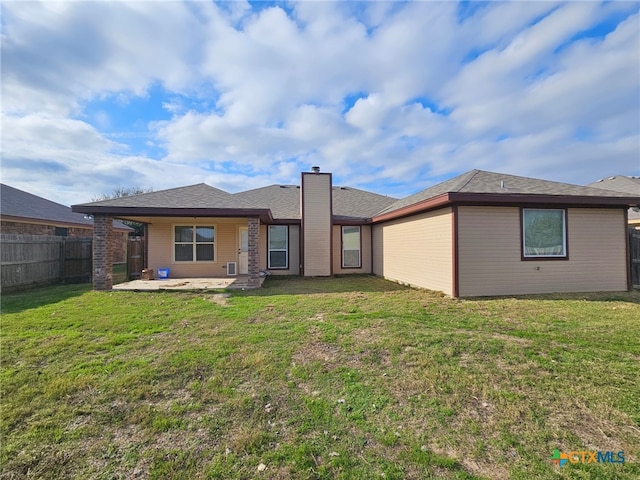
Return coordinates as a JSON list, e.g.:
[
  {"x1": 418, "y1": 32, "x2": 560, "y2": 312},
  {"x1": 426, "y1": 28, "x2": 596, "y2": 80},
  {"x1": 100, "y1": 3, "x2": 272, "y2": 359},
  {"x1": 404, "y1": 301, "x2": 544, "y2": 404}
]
[
  {"x1": 1, "y1": 184, "x2": 132, "y2": 230},
  {"x1": 587, "y1": 175, "x2": 640, "y2": 195},
  {"x1": 377, "y1": 169, "x2": 638, "y2": 215},
  {"x1": 587, "y1": 175, "x2": 640, "y2": 219}
]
